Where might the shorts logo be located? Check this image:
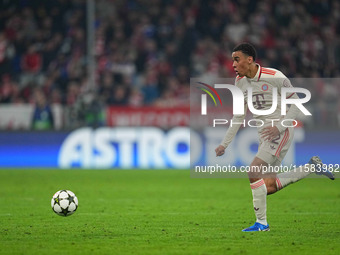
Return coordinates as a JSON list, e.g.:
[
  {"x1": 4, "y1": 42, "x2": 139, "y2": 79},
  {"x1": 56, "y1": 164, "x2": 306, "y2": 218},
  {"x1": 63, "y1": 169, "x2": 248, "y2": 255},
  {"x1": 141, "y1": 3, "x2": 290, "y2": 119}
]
[{"x1": 262, "y1": 84, "x2": 269, "y2": 91}]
